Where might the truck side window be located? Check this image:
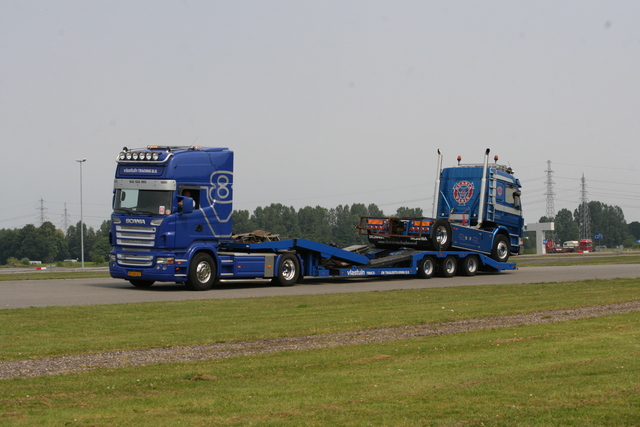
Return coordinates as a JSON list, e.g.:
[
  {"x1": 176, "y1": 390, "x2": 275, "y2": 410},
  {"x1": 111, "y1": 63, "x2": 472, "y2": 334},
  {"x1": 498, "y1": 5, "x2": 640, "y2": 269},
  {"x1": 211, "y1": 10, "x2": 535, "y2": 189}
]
[
  {"x1": 179, "y1": 188, "x2": 200, "y2": 209},
  {"x1": 505, "y1": 186, "x2": 521, "y2": 209}
]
